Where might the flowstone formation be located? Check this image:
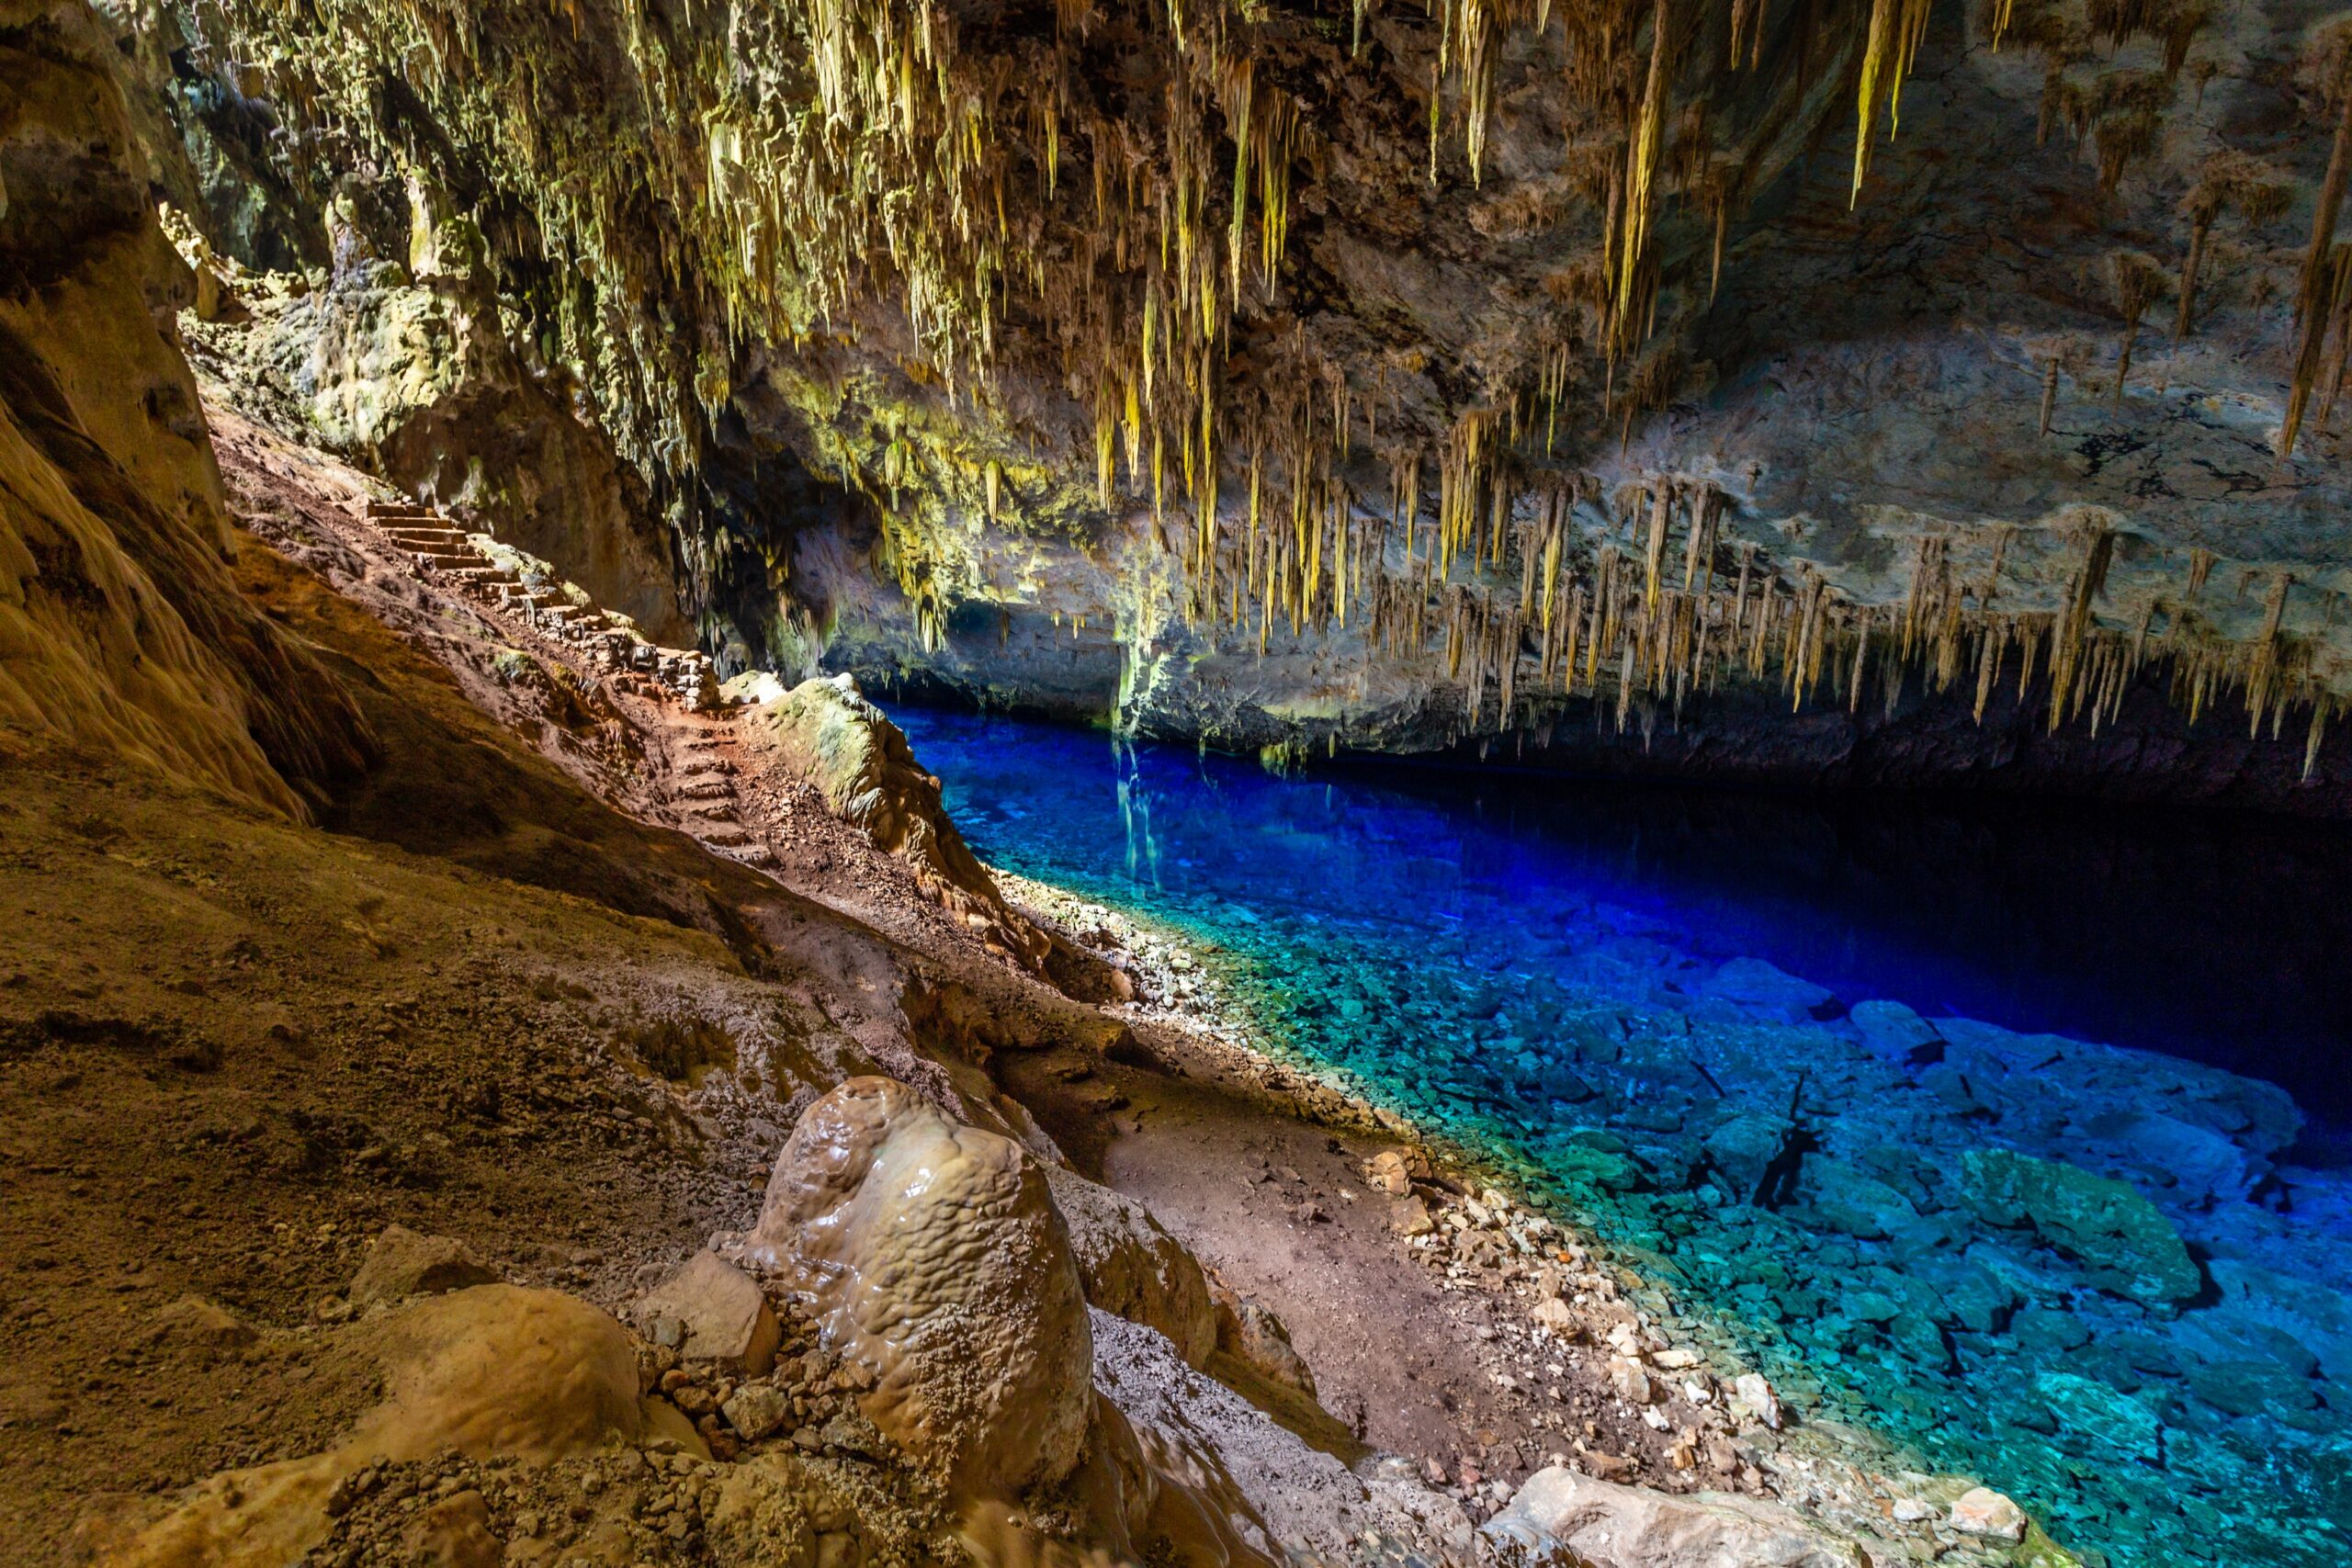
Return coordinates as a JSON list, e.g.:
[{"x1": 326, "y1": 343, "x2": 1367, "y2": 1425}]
[{"x1": 76, "y1": 0, "x2": 2352, "y2": 805}]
